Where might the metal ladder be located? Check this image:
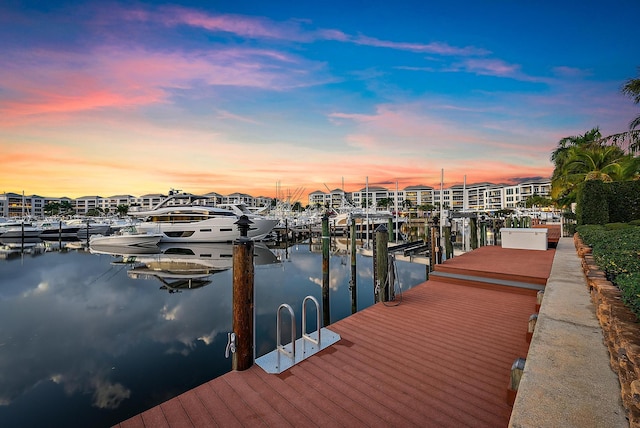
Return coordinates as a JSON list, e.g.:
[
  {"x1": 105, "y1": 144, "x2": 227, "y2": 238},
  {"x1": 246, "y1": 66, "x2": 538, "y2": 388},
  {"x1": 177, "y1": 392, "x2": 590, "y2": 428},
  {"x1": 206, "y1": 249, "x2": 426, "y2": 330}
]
[{"x1": 255, "y1": 295, "x2": 341, "y2": 374}]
